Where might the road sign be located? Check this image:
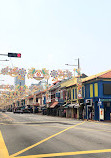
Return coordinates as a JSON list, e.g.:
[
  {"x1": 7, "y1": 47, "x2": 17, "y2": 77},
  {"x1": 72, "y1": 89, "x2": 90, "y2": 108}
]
[{"x1": 98, "y1": 101, "x2": 102, "y2": 106}]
